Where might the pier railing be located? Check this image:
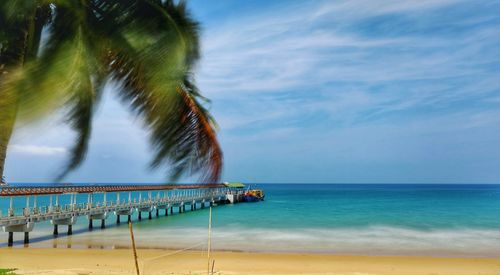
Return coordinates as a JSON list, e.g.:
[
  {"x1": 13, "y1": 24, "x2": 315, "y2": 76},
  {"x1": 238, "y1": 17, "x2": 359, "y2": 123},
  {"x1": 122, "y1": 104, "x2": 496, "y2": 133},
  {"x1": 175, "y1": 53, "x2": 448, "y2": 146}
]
[{"x1": 0, "y1": 184, "x2": 230, "y2": 246}]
